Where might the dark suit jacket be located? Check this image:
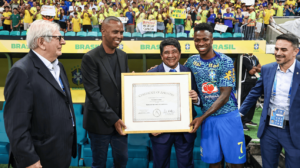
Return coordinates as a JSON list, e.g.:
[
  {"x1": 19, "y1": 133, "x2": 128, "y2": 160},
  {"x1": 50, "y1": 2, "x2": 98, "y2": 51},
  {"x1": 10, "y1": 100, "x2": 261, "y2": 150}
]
[
  {"x1": 81, "y1": 44, "x2": 129, "y2": 134},
  {"x1": 4, "y1": 50, "x2": 77, "y2": 168},
  {"x1": 148, "y1": 63, "x2": 199, "y2": 143},
  {"x1": 239, "y1": 60, "x2": 300, "y2": 149}
]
